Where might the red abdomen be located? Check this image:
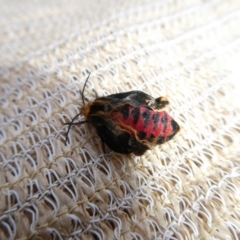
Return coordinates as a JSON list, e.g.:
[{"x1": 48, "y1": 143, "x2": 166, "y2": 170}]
[{"x1": 112, "y1": 105, "x2": 179, "y2": 144}]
